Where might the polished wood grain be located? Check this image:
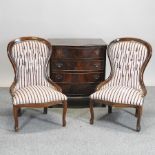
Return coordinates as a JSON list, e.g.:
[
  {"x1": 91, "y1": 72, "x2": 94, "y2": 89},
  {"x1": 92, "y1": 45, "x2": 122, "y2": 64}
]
[
  {"x1": 51, "y1": 46, "x2": 106, "y2": 59},
  {"x1": 51, "y1": 72, "x2": 104, "y2": 83},
  {"x1": 52, "y1": 60, "x2": 105, "y2": 71},
  {"x1": 49, "y1": 39, "x2": 107, "y2": 107}
]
